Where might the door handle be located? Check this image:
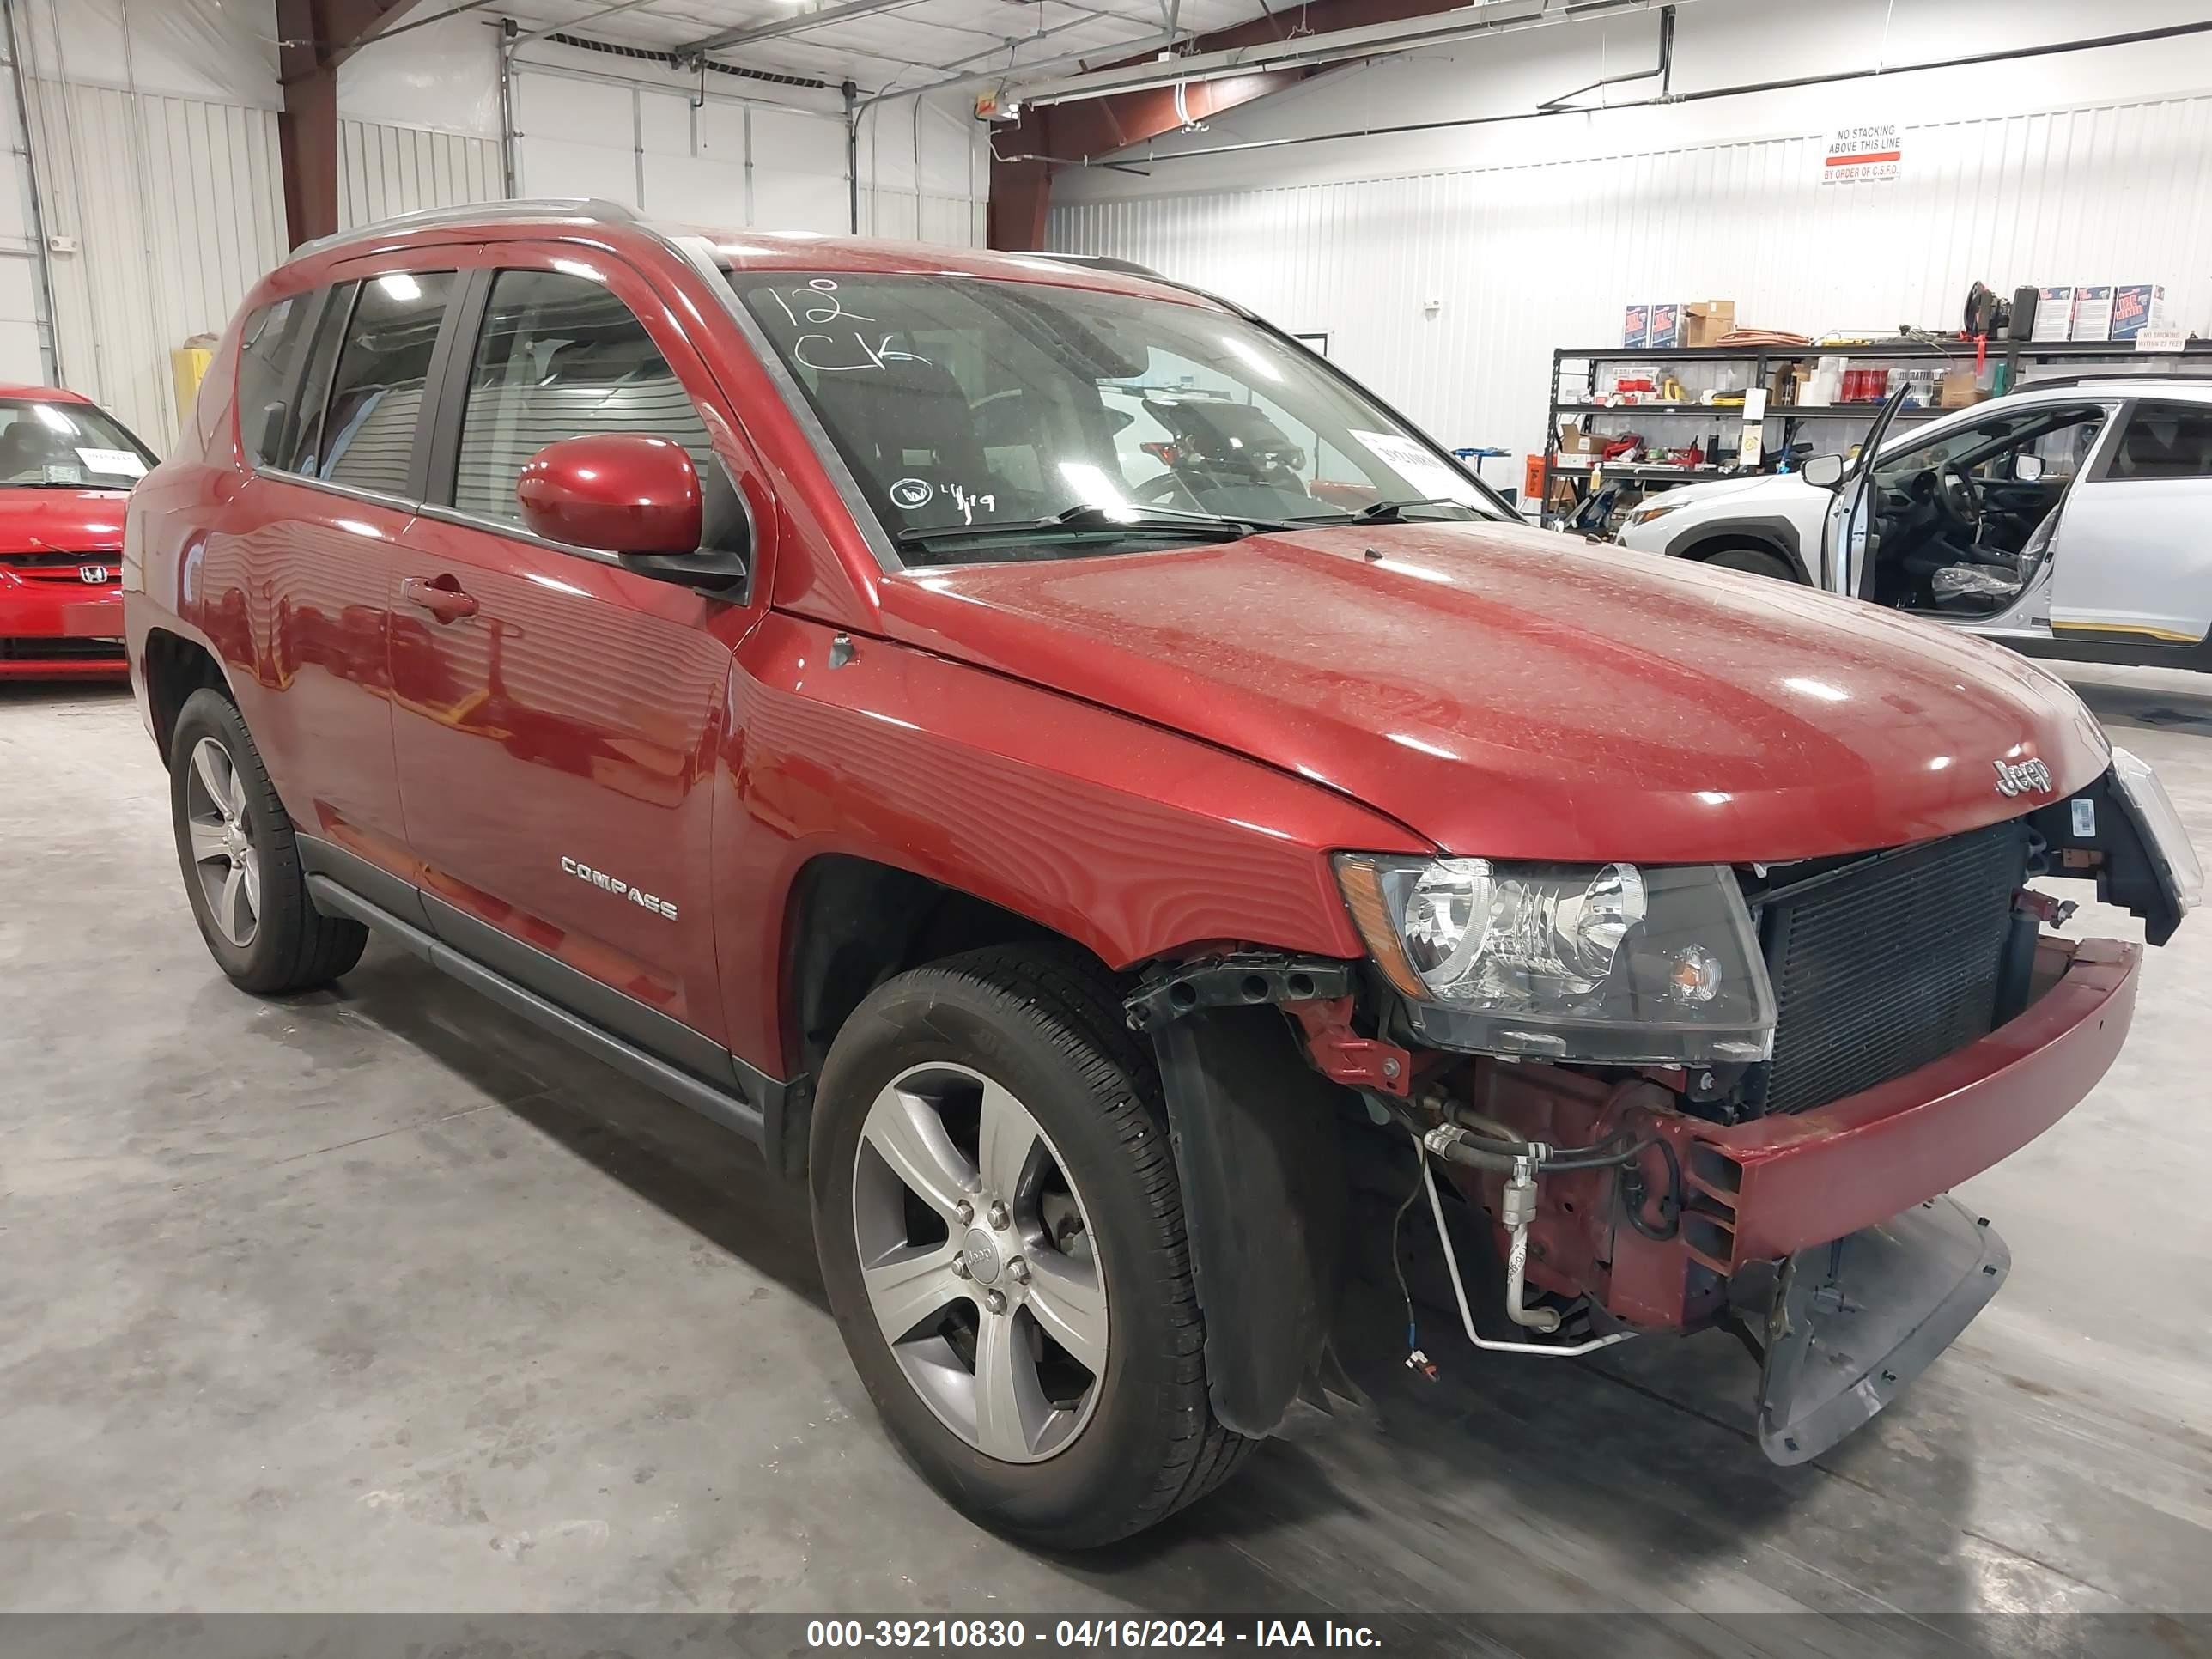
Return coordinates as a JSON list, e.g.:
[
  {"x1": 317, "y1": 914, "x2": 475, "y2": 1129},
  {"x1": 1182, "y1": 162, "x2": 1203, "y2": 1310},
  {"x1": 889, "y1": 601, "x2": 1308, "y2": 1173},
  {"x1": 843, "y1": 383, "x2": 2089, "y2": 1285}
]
[{"x1": 401, "y1": 574, "x2": 479, "y2": 623}]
